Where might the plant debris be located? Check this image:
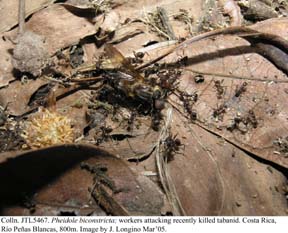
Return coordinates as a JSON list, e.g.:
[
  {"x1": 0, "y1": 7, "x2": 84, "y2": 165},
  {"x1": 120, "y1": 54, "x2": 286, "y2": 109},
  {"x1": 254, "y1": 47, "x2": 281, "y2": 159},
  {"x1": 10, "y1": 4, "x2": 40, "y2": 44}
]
[
  {"x1": 21, "y1": 108, "x2": 74, "y2": 149},
  {"x1": 273, "y1": 136, "x2": 288, "y2": 157},
  {"x1": 238, "y1": 0, "x2": 278, "y2": 21},
  {"x1": 12, "y1": 31, "x2": 49, "y2": 76},
  {"x1": 143, "y1": 7, "x2": 177, "y2": 40},
  {"x1": 80, "y1": 162, "x2": 120, "y2": 213},
  {"x1": 173, "y1": 9, "x2": 194, "y2": 35},
  {"x1": 0, "y1": 126, "x2": 25, "y2": 153}
]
